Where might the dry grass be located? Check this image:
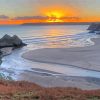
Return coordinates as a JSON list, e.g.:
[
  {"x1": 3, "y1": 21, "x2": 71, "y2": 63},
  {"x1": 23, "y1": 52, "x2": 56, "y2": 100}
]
[{"x1": 0, "y1": 80, "x2": 100, "y2": 100}]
